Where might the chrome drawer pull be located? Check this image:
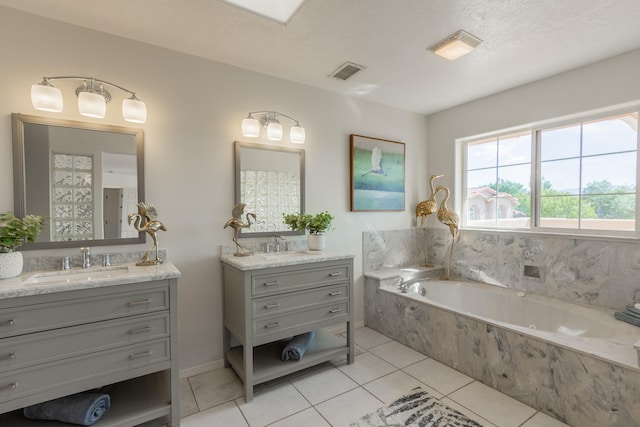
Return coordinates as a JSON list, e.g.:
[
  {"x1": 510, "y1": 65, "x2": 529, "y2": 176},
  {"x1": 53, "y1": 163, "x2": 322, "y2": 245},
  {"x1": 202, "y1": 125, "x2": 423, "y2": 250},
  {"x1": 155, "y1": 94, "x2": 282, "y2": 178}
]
[
  {"x1": 329, "y1": 308, "x2": 343, "y2": 314},
  {"x1": 128, "y1": 326, "x2": 153, "y2": 334},
  {"x1": 0, "y1": 382, "x2": 17, "y2": 391},
  {"x1": 0, "y1": 353, "x2": 16, "y2": 361},
  {"x1": 329, "y1": 291, "x2": 342, "y2": 296},
  {"x1": 129, "y1": 350, "x2": 153, "y2": 359},
  {"x1": 329, "y1": 272, "x2": 342, "y2": 277},
  {"x1": 128, "y1": 299, "x2": 151, "y2": 306},
  {"x1": 264, "y1": 303, "x2": 280, "y2": 309},
  {"x1": 264, "y1": 281, "x2": 279, "y2": 287},
  {"x1": 264, "y1": 322, "x2": 280, "y2": 329},
  {"x1": 3, "y1": 319, "x2": 15, "y2": 326}
]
